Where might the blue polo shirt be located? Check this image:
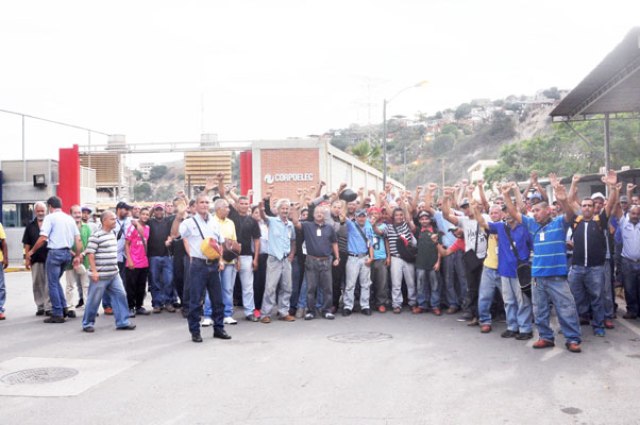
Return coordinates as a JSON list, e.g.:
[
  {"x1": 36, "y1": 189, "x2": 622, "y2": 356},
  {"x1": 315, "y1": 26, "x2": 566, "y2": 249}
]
[
  {"x1": 522, "y1": 215, "x2": 569, "y2": 277},
  {"x1": 346, "y1": 219, "x2": 374, "y2": 255},
  {"x1": 488, "y1": 221, "x2": 531, "y2": 278},
  {"x1": 265, "y1": 216, "x2": 295, "y2": 259},
  {"x1": 433, "y1": 211, "x2": 457, "y2": 248}
]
